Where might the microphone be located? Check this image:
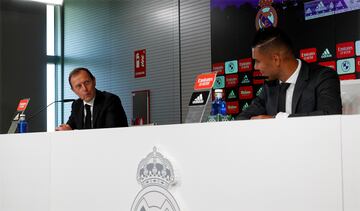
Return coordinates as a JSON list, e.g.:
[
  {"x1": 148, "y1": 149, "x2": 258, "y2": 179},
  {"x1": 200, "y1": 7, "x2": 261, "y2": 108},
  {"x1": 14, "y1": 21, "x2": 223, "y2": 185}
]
[
  {"x1": 61, "y1": 99, "x2": 76, "y2": 103},
  {"x1": 27, "y1": 99, "x2": 75, "y2": 121}
]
